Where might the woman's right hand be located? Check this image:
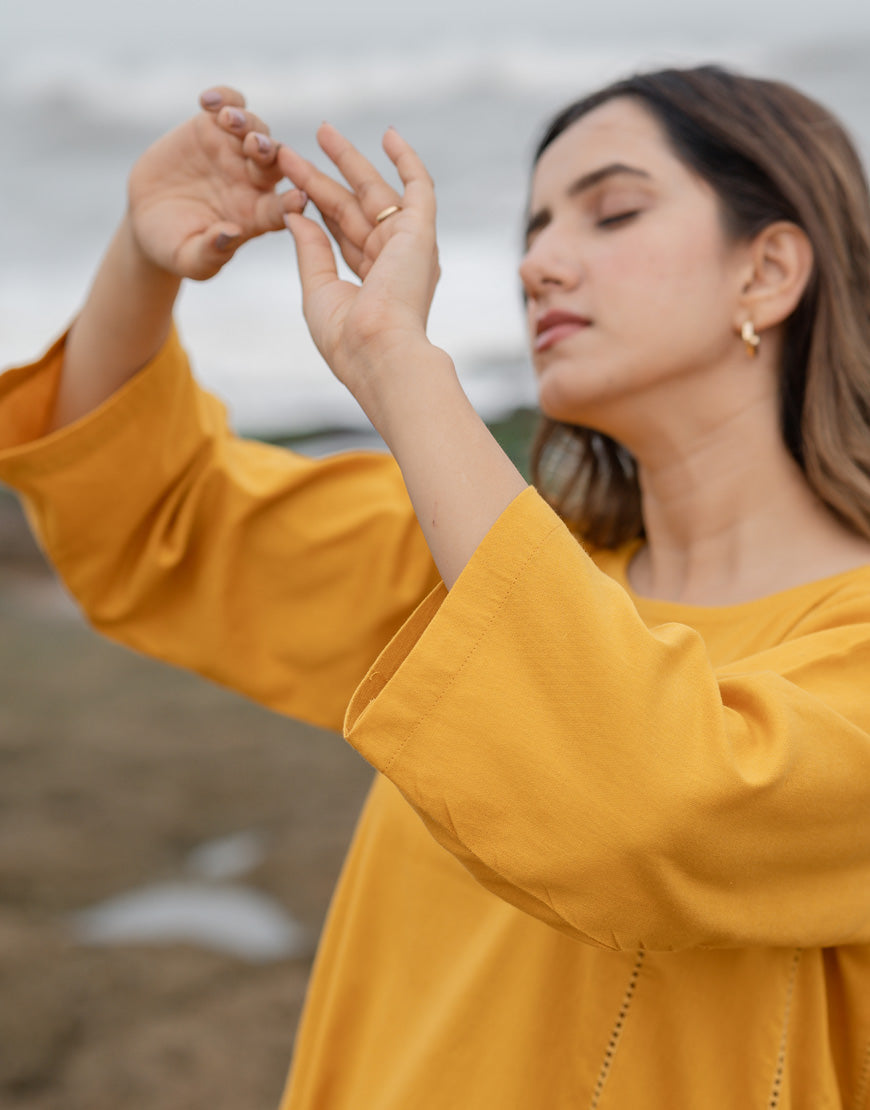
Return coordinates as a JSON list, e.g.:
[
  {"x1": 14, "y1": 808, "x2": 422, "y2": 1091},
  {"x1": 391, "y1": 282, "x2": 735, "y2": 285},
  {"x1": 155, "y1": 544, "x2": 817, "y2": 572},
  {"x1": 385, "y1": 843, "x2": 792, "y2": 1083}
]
[
  {"x1": 52, "y1": 86, "x2": 305, "y2": 431},
  {"x1": 127, "y1": 86, "x2": 307, "y2": 281}
]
